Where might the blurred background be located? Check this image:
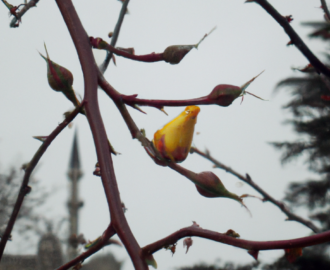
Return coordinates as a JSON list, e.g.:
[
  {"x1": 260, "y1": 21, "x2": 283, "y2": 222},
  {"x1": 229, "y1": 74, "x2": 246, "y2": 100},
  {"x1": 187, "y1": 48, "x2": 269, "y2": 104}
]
[{"x1": 0, "y1": 0, "x2": 329, "y2": 269}]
